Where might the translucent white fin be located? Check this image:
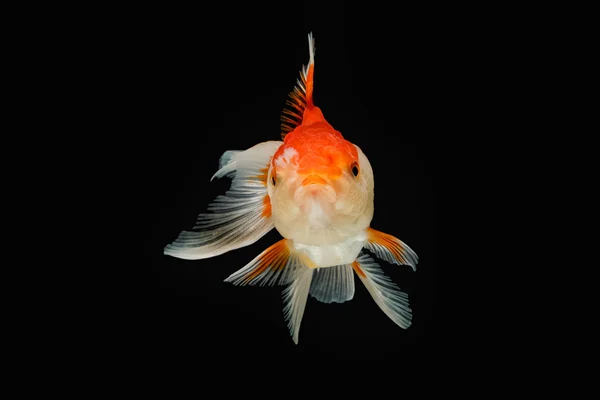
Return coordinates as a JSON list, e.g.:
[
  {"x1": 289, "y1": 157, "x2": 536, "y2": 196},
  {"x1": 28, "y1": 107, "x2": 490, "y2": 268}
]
[
  {"x1": 309, "y1": 265, "x2": 355, "y2": 304},
  {"x1": 163, "y1": 141, "x2": 282, "y2": 260},
  {"x1": 304, "y1": 32, "x2": 315, "y2": 79},
  {"x1": 282, "y1": 266, "x2": 314, "y2": 345},
  {"x1": 365, "y1": 227, "x2": 419, "y2": 271},
  {"x1": 211, "y1": 150, "x2": 242, "y2": 180},
  {"x1": 224, "y1": 239, "x2": 300, "y2": 286},
  {"x1": 352, "y1": 253, "x2": 412, "y2": 329},
  {"x1": 309, "y1": 33, "x2": 315, "y2": 58}
]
